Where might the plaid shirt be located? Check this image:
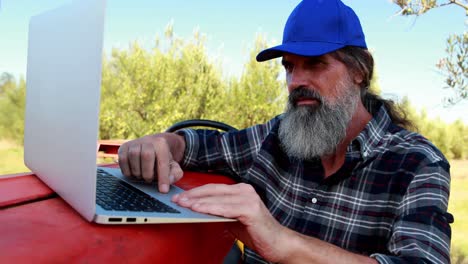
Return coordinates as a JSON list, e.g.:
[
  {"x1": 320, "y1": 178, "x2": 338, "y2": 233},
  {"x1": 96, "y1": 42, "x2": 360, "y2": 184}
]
[{"x1": 179, "y1": 104, "x2": 453, "y2": 264}]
